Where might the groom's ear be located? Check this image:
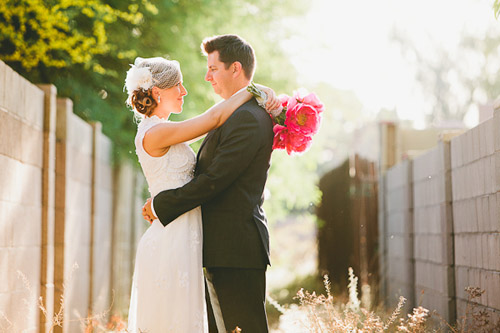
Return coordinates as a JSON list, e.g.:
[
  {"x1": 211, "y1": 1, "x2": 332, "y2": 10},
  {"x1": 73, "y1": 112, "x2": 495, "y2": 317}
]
[{"x1": 232, "y1": 61, "x2": 243, "y2": 77}]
